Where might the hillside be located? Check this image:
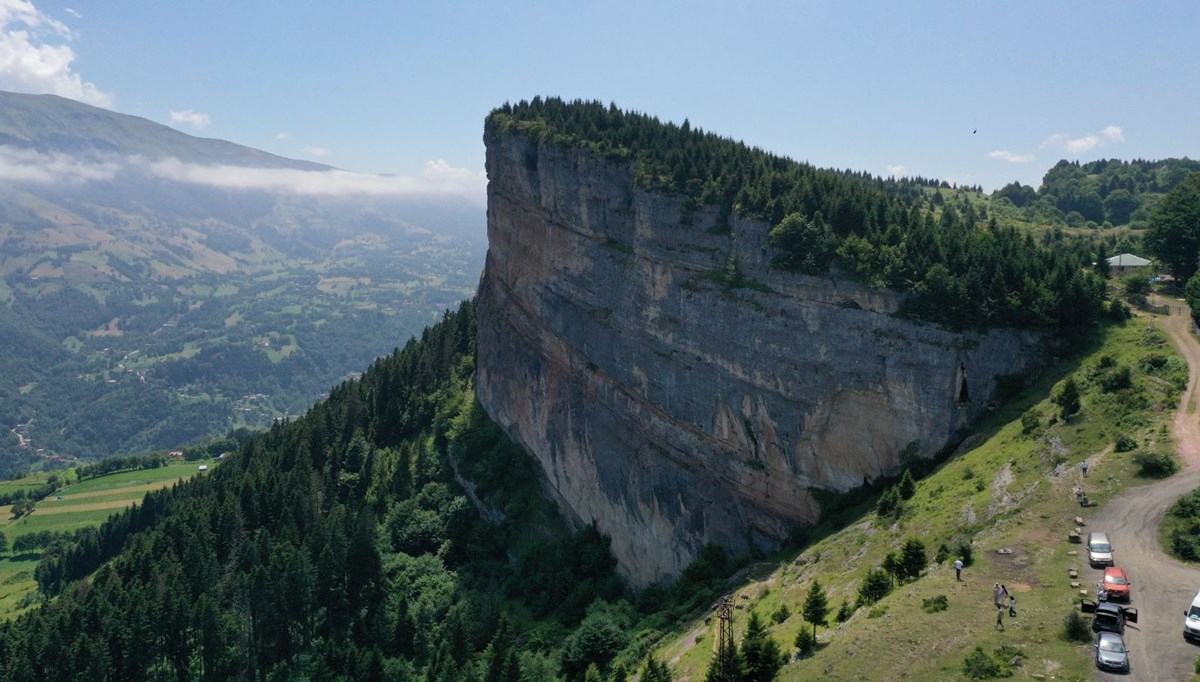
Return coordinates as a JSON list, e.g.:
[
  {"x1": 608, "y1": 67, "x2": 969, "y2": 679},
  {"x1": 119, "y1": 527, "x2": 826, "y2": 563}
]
[
  {"x1": 0, "y1": 91, "x2": 485, "y2": 472},
  {"x1": 0, "y1": 98, "x2": 1188, "y2": 681}
]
